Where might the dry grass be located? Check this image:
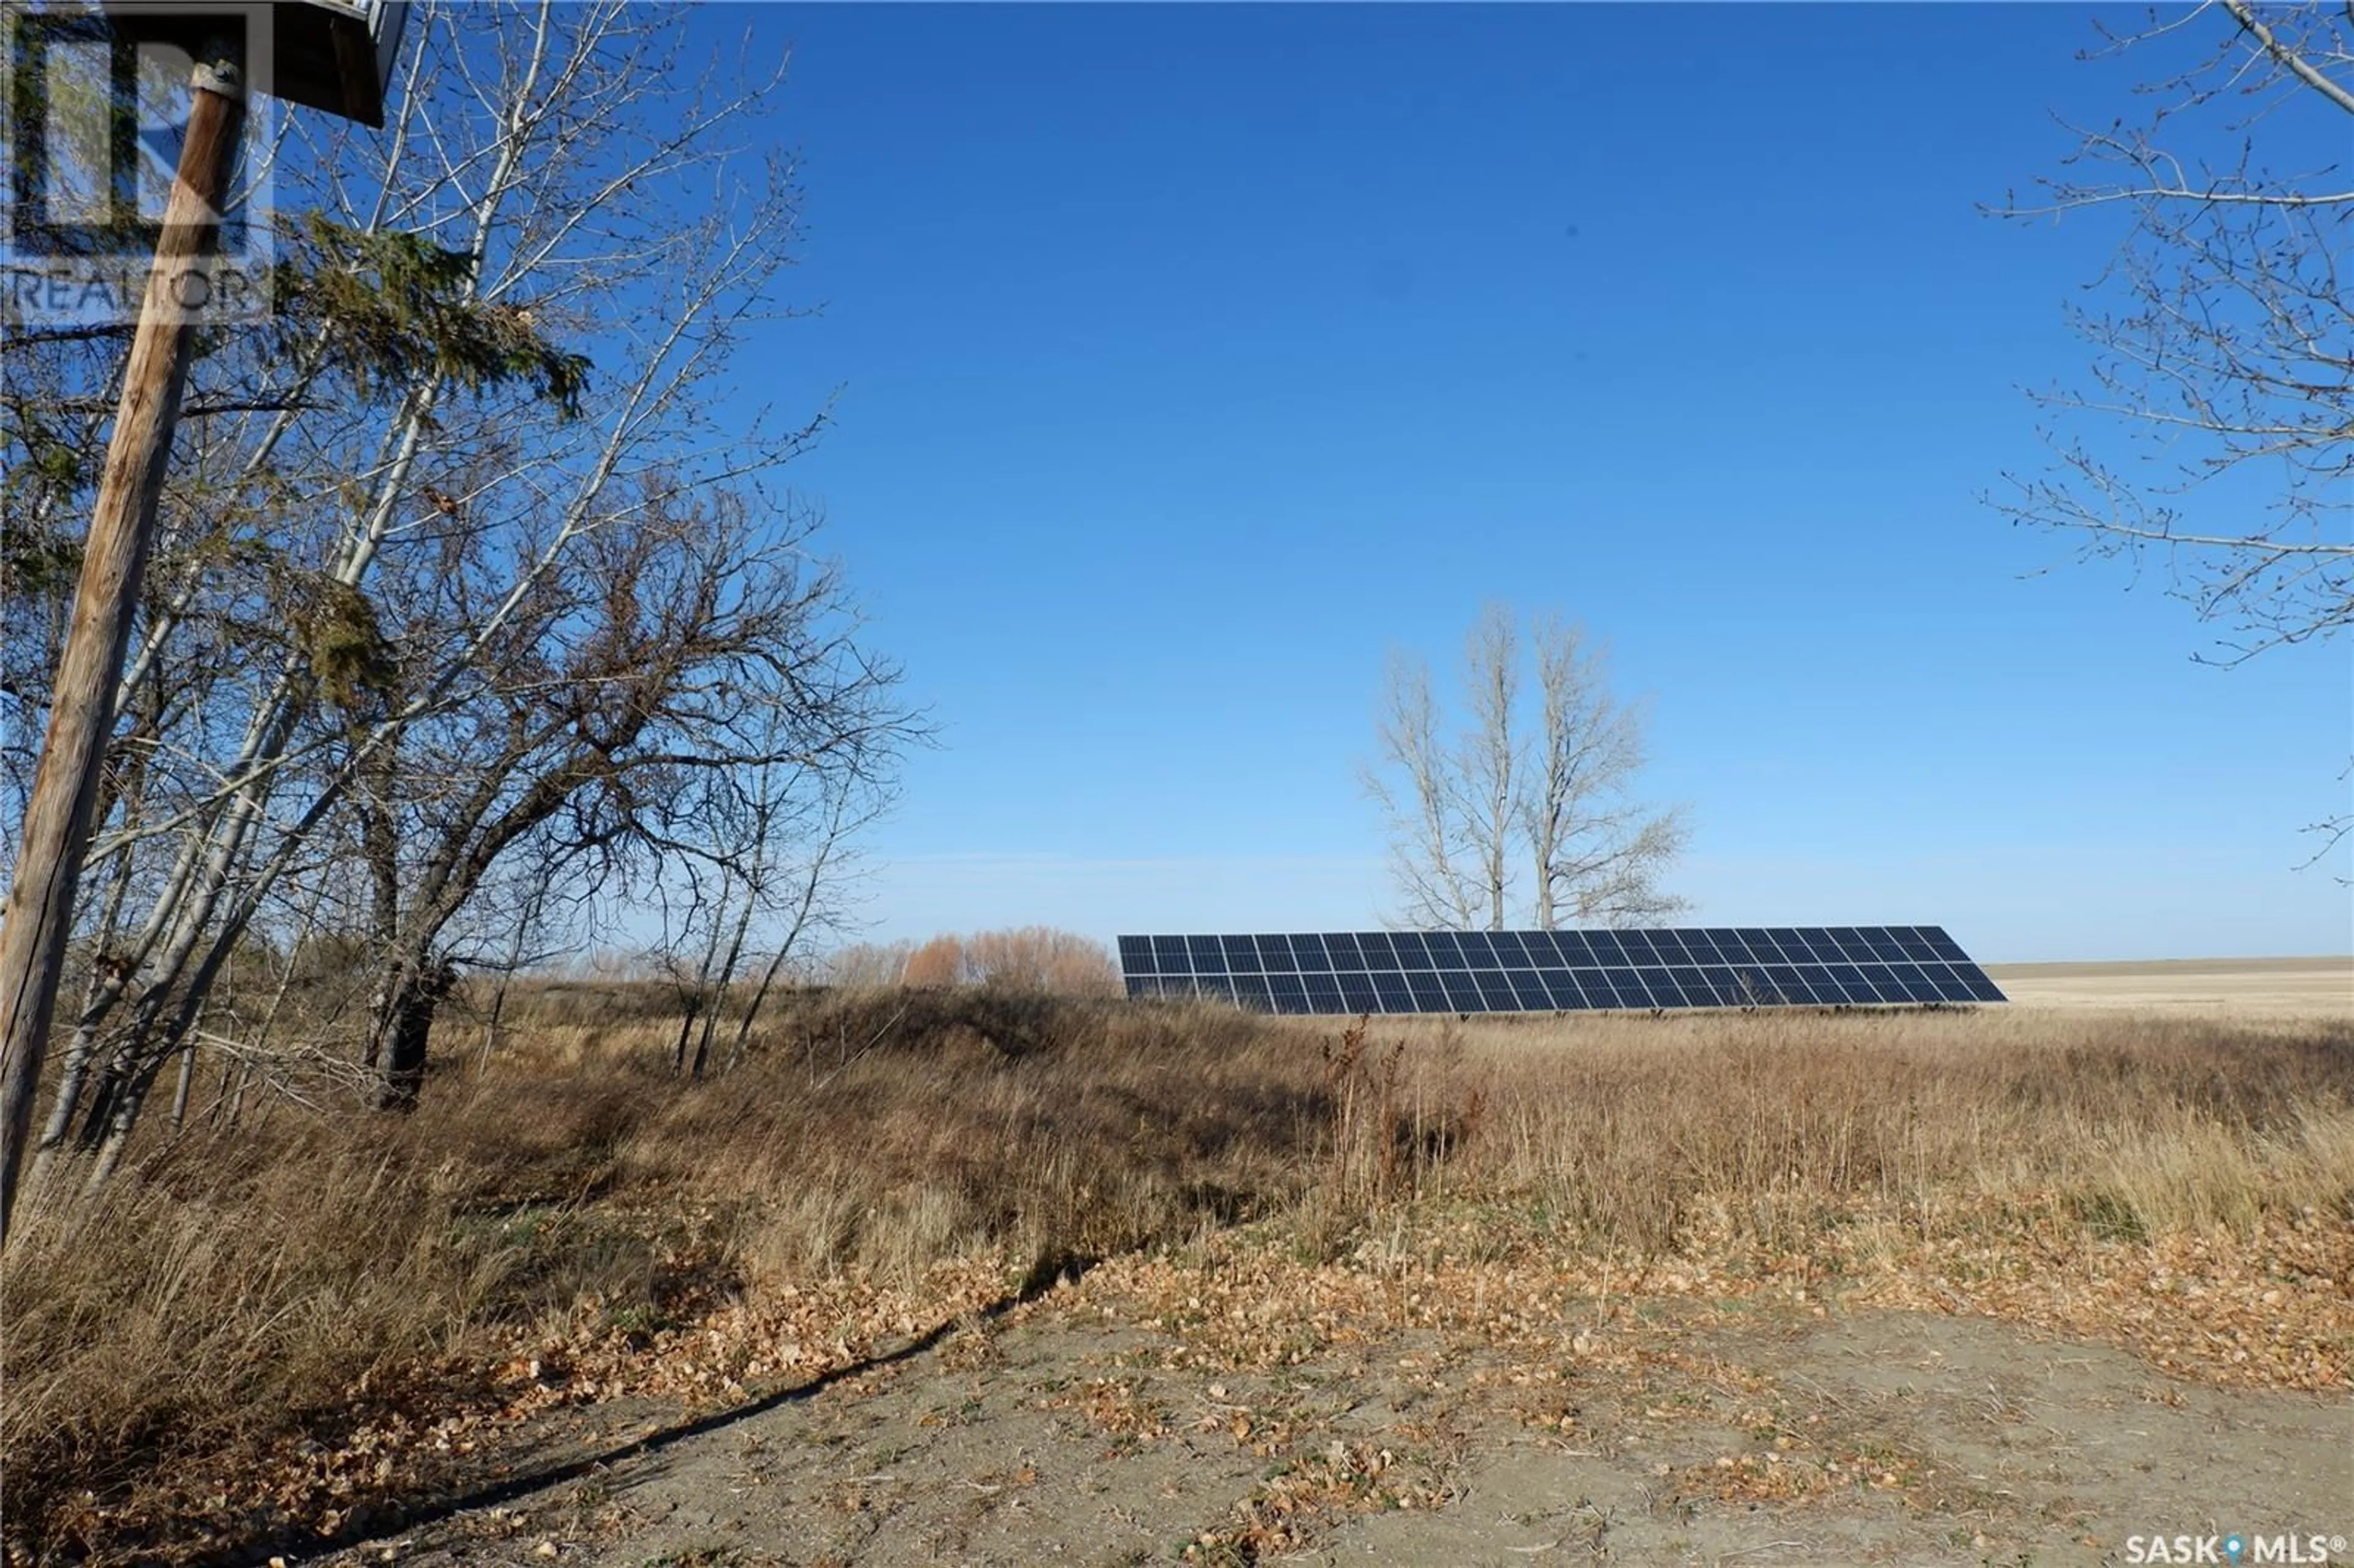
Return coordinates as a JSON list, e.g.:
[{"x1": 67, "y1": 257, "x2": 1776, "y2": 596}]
[
  {"x1": 3, "y1": 990, "x2": 2348, "y2": 1561},
  {"x1": 1433, "y1": 1008, "x2": 2354, "y2": 1247}
]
